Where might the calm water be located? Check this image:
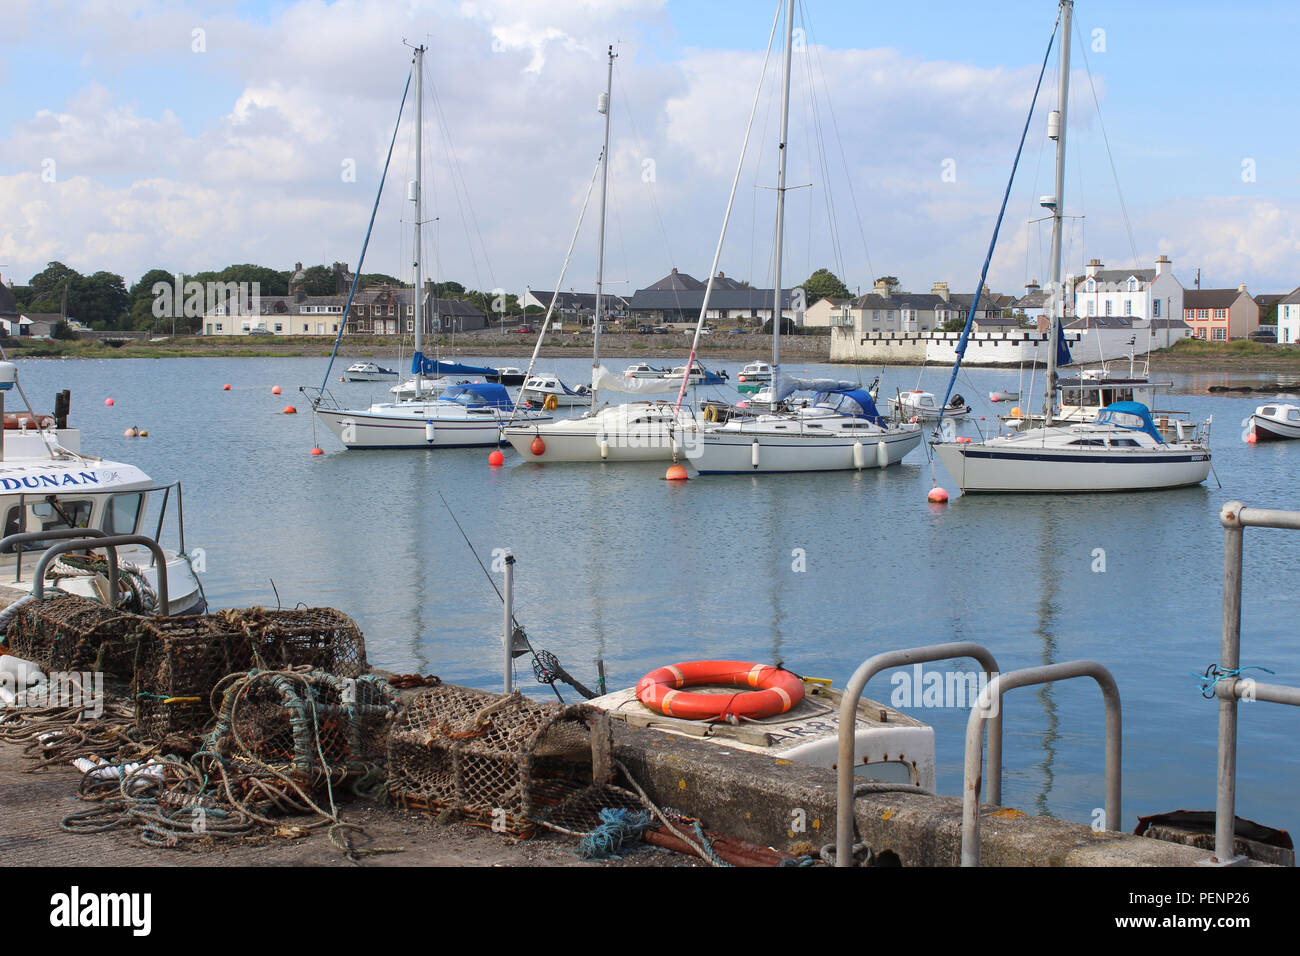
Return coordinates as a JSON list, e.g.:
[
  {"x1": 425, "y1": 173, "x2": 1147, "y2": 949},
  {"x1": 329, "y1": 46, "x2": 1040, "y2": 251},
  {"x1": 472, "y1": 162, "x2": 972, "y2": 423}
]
[{"x1": 16, "y1": 354, "x2": 1300, "y2": 834}]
